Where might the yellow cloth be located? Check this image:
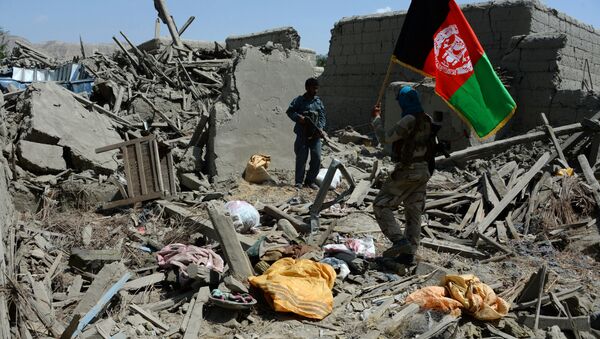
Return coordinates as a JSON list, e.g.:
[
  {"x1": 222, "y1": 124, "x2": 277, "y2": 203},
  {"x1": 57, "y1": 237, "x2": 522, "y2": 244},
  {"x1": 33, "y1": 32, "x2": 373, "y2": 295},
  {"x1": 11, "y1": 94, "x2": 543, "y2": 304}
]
[
  {"x1": 244, "y1": 154, "x2": 272, "y2": 183},
  {"x1": 248, "y1": 258, "x2": 336, "y2": 320},
  {"x1": 405, "y1": 274, "x2": 510, "y2": 321},
  {"x1": 555, "y1": 167, "x2": 574, "y2": 176}
]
